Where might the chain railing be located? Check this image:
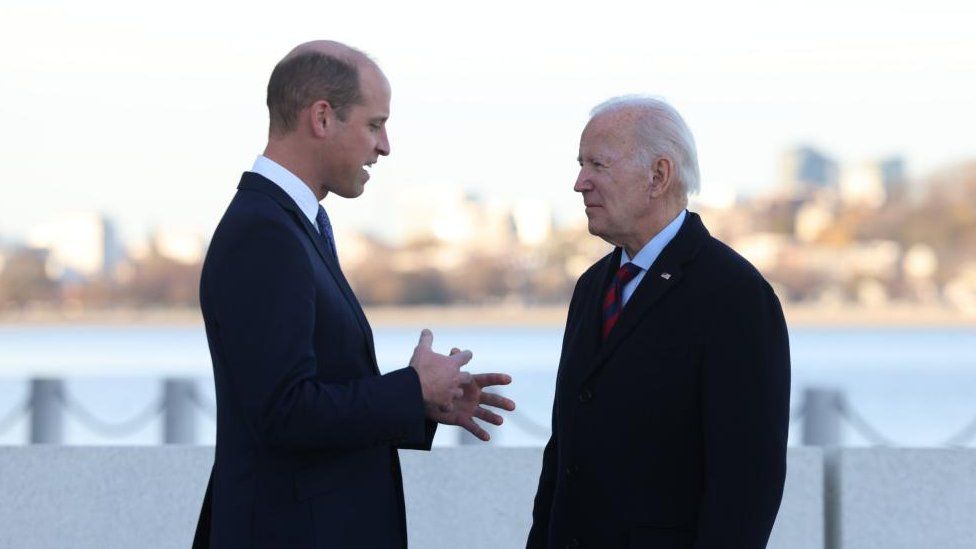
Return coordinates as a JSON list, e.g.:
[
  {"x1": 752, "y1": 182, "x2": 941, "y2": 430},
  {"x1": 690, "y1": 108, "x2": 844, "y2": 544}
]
[
  {"x1": 59, "y1": 386, "x2": 165, "y2": 438},
  {"x1": 792, "y1": 387, "x2": 976, "y2": 448},
  {"x1": 504, "y1": 410, "x2": 550, "y2": 439},
  {"x1": 0, "y1": 378, "x2": 202, "y2": 444},
  {"x1": 0, "y1": 392, "x2": 30, "y2": 436},
  {"x1": 188, "y1": 388, "x2": 216, "y2": 419},
  {"x1": 4, "y1": 379, "x2": 976, "y2": 447}
]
